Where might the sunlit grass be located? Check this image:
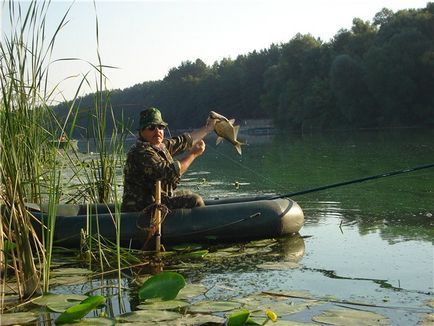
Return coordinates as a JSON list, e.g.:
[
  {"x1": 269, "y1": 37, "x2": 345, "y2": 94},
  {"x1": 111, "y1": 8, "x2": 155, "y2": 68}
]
[{"x1": 1, "y1": 0, "x2": 130, "y2": 310}]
